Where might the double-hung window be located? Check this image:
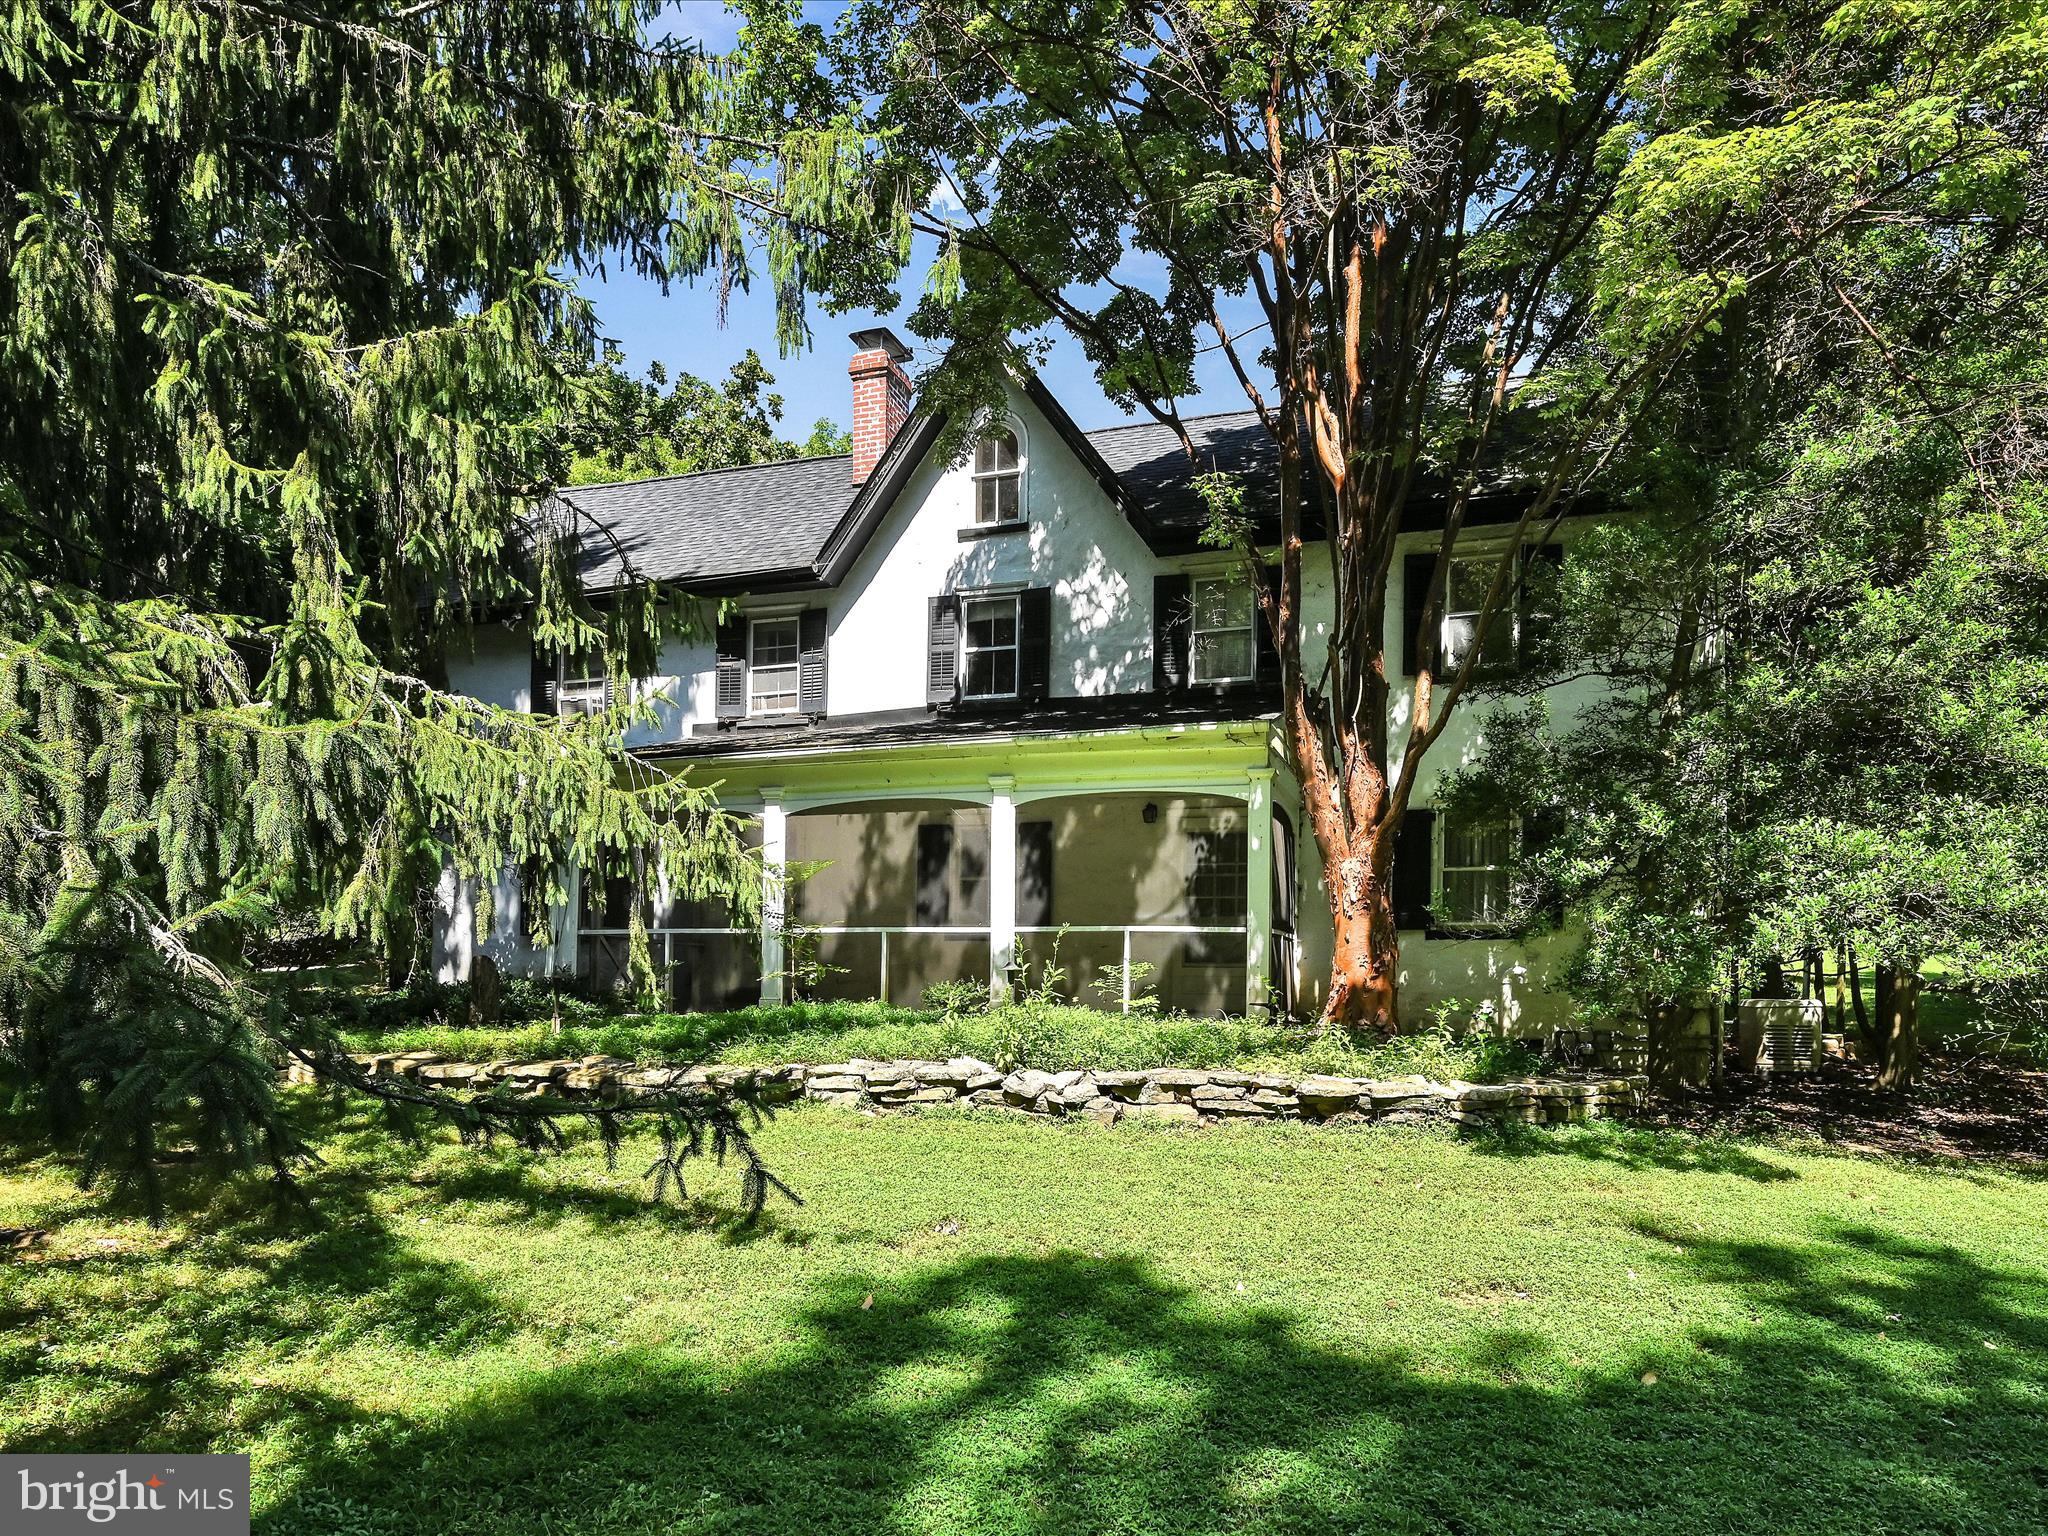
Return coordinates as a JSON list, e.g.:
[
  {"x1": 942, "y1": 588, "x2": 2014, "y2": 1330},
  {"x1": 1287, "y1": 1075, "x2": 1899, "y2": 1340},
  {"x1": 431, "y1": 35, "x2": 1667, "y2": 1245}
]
[
  {"x1": 1438, "y1": 808, "x2": 1515, "y2": 927},
  {"x1": 1440, "y1": 553, "x2": 1516, "y2": 674},
  {"x1": 748, "y1": 616, "x2": 801, "y2": 716},
  {"x1": 557, "y1": 649, "x2": 608, "y2": 717},
  {"x1": 972, "y1": 429, "x2": 1021, "y2": 525},
  {"x1": 1190, "y1": 576, "x2": 1255, "y2": 684},
  {"x1": 963, "y1": 595, "x2": 1019, "y2": 699}
]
